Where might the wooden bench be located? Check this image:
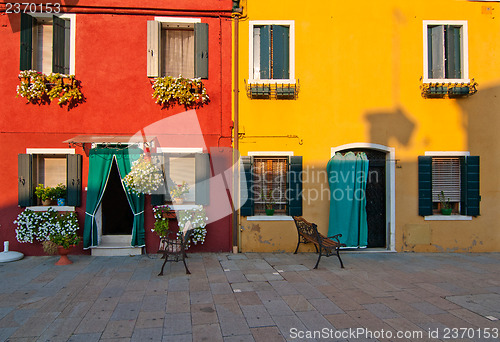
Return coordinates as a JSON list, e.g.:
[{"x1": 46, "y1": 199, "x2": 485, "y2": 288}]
[
  {"x1": 292, "y1": 216, "x2": 346, "y2": 269},
  {"x1": 157, "y1": 221, "x2": 194, "y2": 275}
]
